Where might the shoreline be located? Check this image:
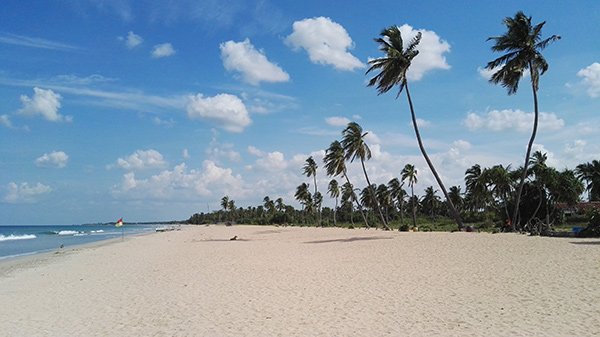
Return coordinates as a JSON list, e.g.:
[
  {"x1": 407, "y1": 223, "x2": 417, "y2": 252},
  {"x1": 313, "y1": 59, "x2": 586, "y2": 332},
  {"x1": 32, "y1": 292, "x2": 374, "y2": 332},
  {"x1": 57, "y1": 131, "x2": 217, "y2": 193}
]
[{"x1": 1, "y1": 225, "x2": 599, "y2": 336}]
